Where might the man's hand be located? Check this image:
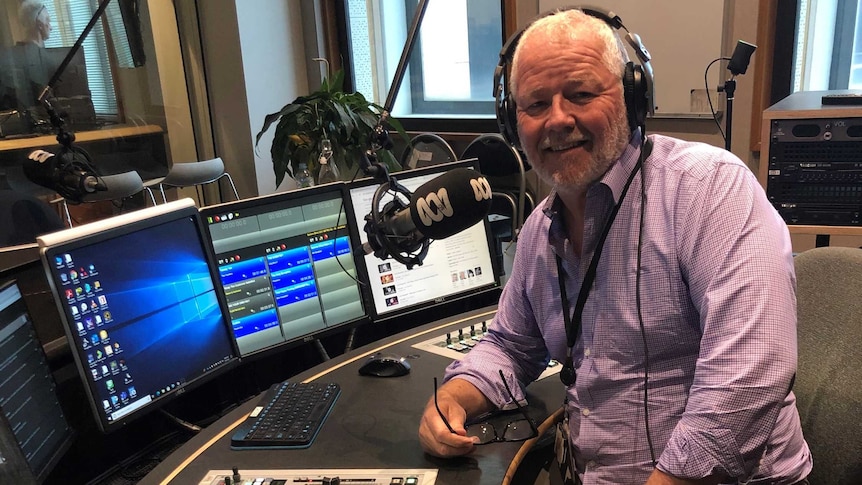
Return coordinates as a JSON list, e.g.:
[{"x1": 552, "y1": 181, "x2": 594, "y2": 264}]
[{"x1": 418, "y1": 378, "x2": 492, "y2": 457}]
